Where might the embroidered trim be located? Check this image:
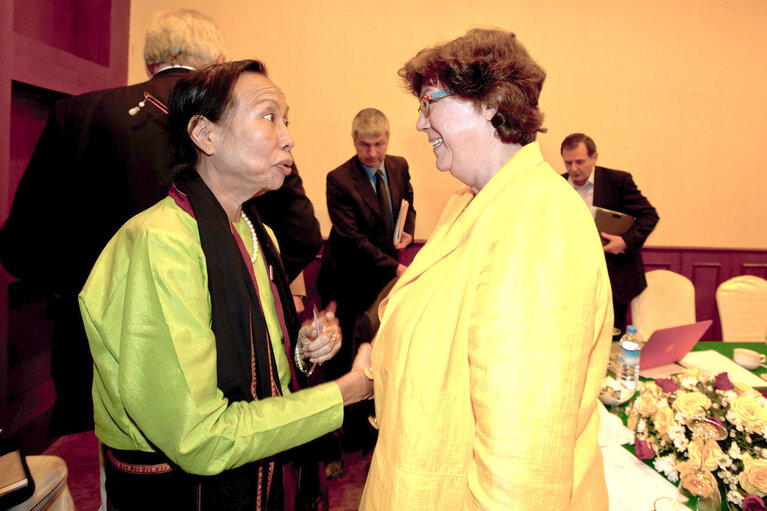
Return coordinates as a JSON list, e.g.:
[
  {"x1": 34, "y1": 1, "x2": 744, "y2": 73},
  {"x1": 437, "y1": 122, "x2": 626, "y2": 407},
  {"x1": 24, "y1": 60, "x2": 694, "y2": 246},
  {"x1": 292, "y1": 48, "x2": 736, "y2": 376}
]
[
  {"x1": 267, "y1": 461, "x2": 274, "y2": 503},
  {"x1": 249, "y1": 308, "x2": 258, "y2": 401},
  {"x1": 107, "y1": 450, "x2": 173, "y2": 474},
  {"x1": 257, "y1": 465, "x2": 264, "y2": 510},
  {"x1": 266, "y1": 328, "x2": 280, "y2": 397}
]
